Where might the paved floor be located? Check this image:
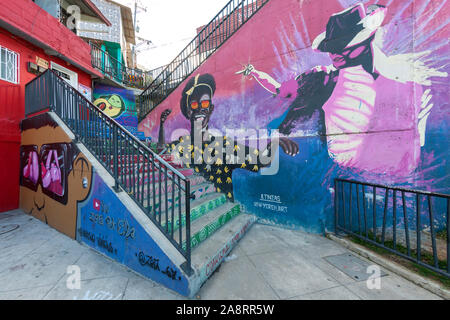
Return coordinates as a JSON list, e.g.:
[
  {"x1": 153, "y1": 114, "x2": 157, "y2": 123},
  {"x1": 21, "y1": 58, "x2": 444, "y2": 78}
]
[{"x1": 0, "y1": 209, "x2": 442, "y2": 300}]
